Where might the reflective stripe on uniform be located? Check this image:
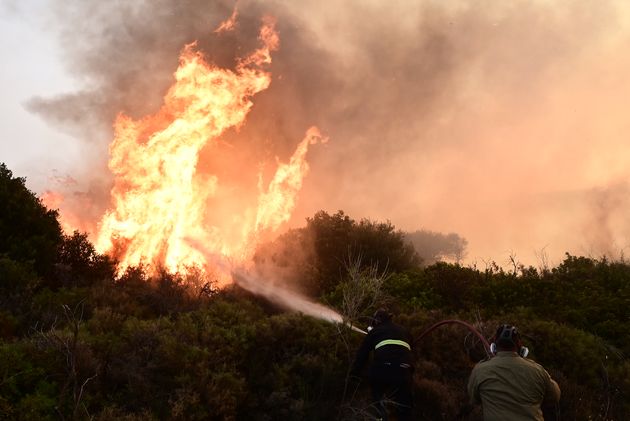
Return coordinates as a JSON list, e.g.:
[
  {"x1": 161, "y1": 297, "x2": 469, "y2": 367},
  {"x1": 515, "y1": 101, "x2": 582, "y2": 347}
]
[{"x1": 374, "y1": 339, "x2": 411, "y2": 350}]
